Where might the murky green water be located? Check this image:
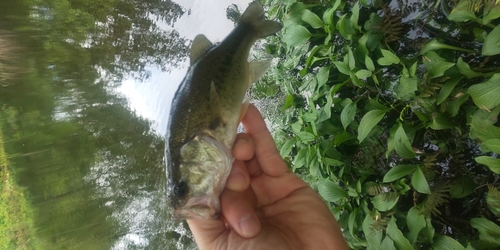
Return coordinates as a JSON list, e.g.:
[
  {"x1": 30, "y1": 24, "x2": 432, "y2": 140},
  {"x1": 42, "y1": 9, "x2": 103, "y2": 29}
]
[{"x1": 0, "y1": 0, "x2": 197, "y2": 249}]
